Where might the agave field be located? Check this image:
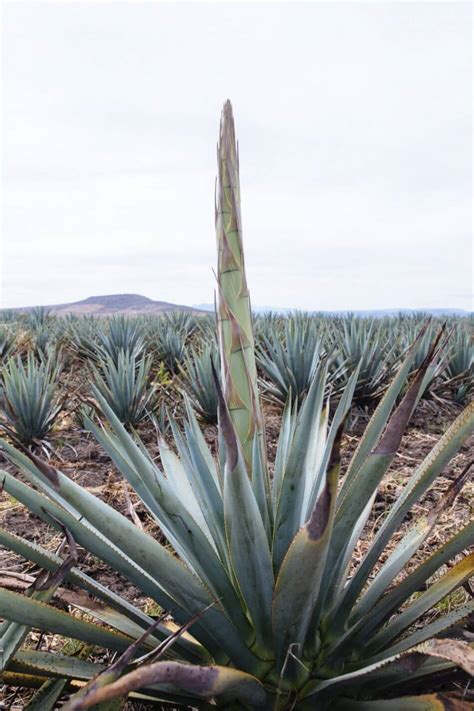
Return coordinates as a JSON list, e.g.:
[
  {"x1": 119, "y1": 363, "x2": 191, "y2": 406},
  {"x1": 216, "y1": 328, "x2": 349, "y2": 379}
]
[{"x1": 0, "y1": 103, "x2": 473, "y2": 710}]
